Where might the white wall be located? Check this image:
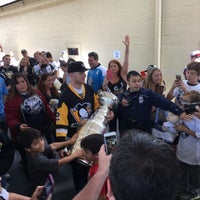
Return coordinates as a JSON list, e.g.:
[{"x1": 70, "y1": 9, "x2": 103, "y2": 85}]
[
  {"x1": 0, "y1": 0, "x2": 156, "y2": 69},
  {"x1": 1, "y1": 0, "x2": 200, "y2": 89}
]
